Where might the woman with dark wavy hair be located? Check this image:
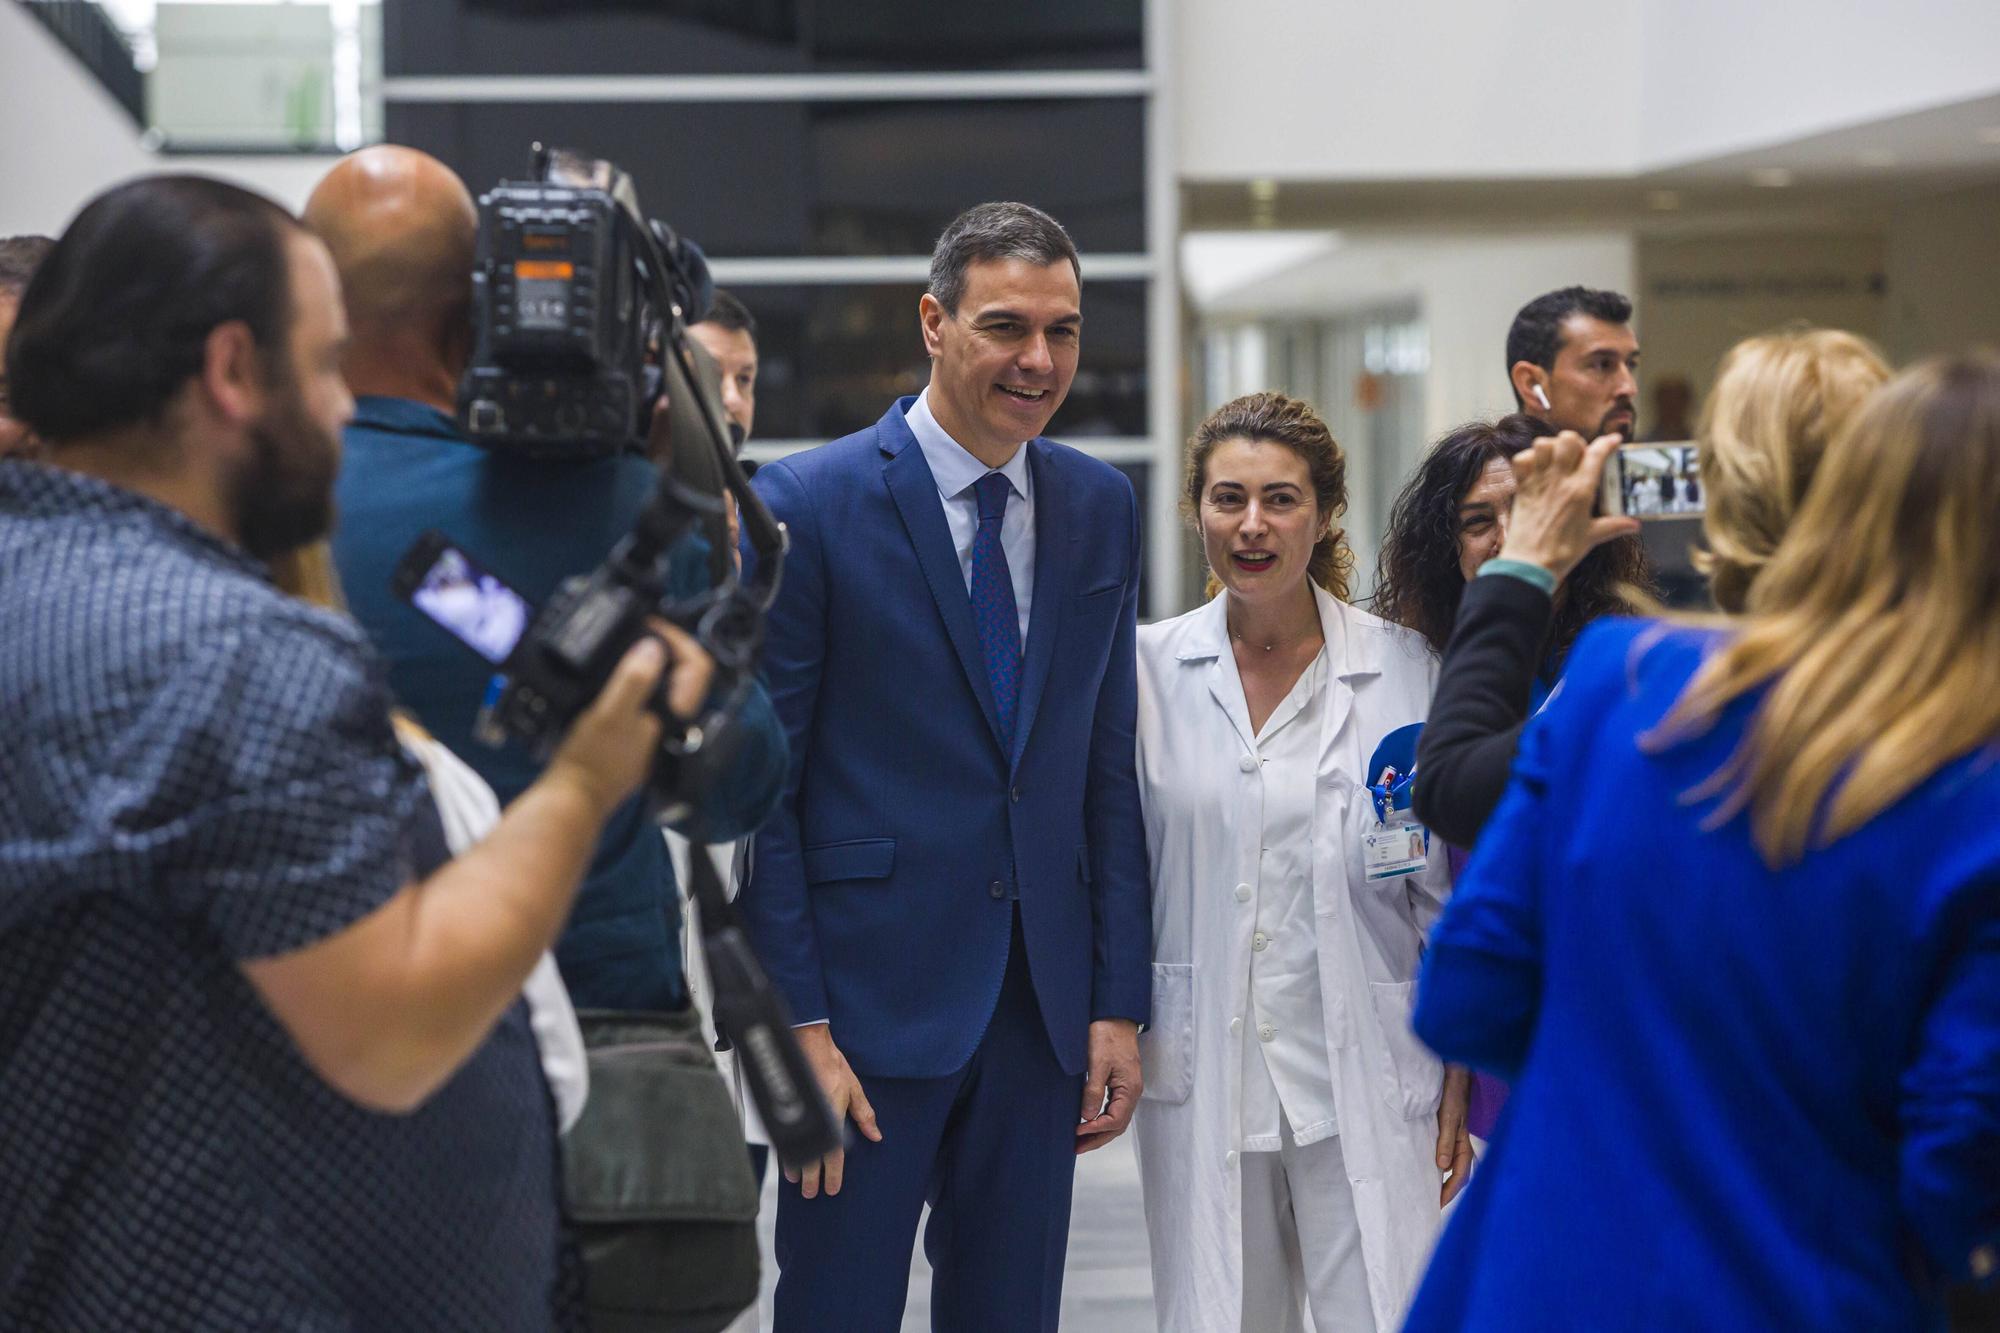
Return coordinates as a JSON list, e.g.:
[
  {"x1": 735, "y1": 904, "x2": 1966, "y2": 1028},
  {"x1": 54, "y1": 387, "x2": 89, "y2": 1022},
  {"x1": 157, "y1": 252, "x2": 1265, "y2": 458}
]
[
  {"x1": 1372, "y1": 414, "x2": 1651, "y2": 693},
  {"x1": 1374, "y1": 414, "x2": 1652, "y2": 853}
]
